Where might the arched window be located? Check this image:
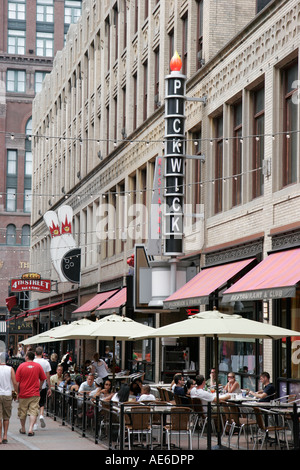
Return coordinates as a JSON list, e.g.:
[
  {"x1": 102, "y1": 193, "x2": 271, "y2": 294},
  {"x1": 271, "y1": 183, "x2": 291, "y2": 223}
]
[
  {"x1": 21, "y1": 224, "x2": 30, "y2": 246},
  {"x1": 6, "y1": 224, "x2": 16, "y2": 245},
  {"x1": 25, "y1": 117, "x2": 32, "y2": 137}
]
